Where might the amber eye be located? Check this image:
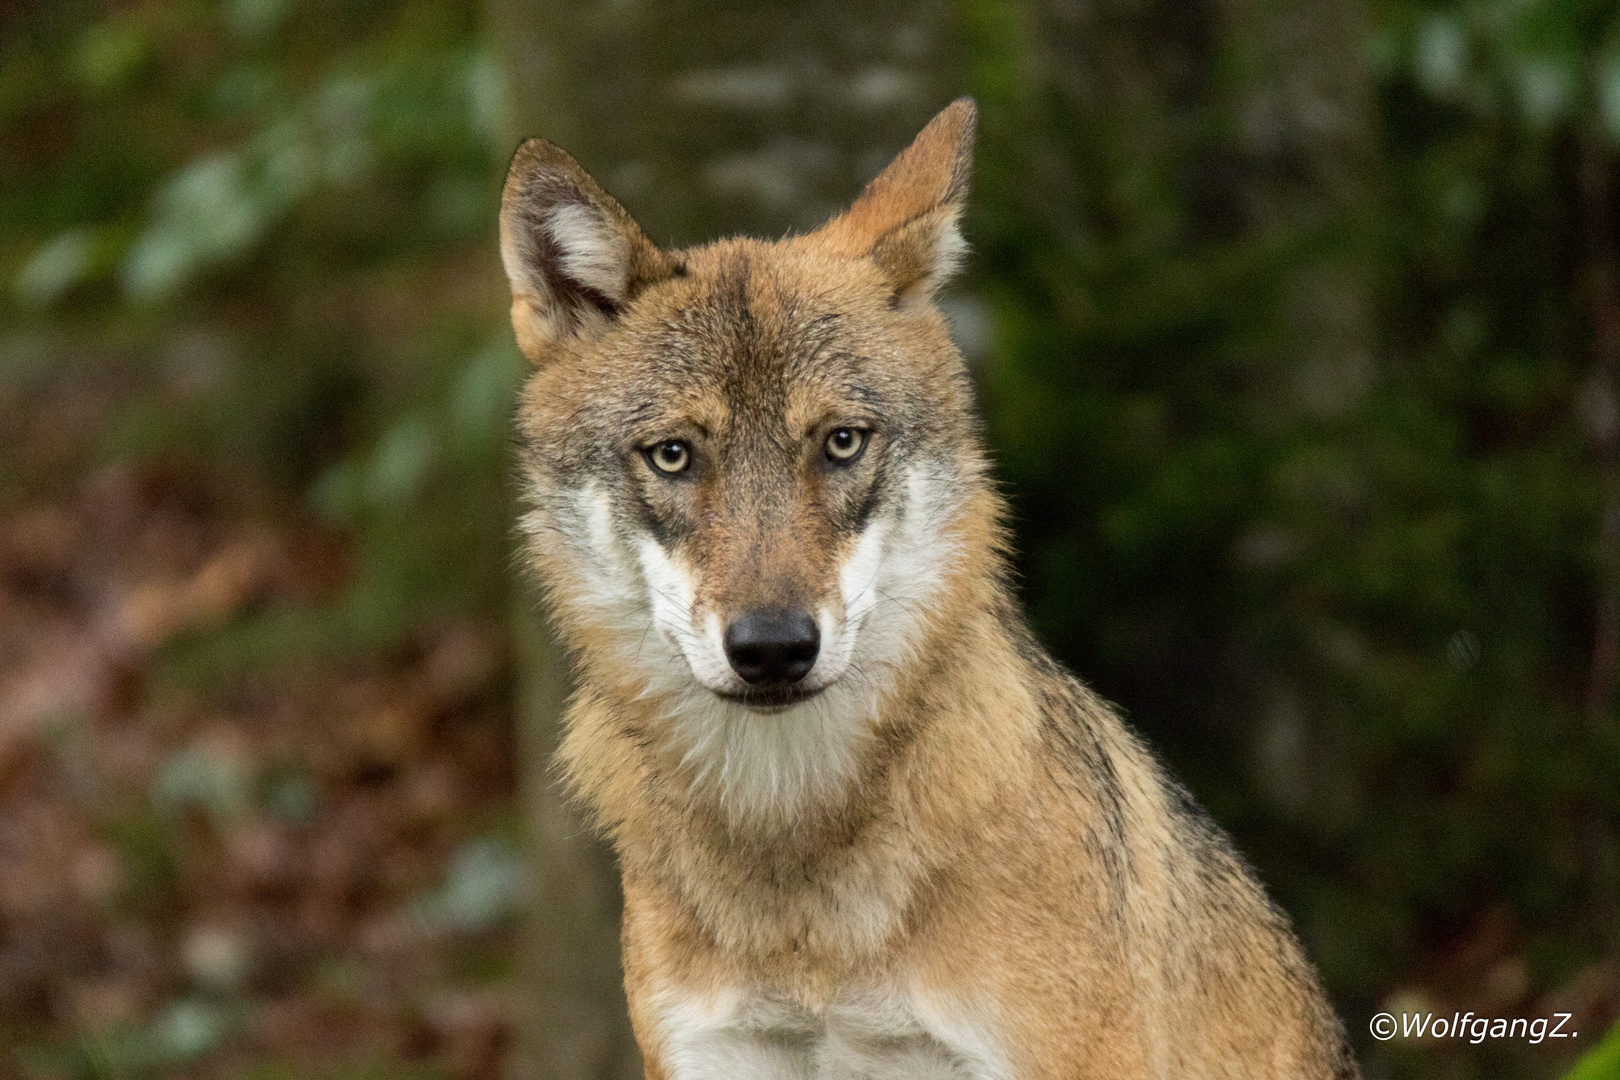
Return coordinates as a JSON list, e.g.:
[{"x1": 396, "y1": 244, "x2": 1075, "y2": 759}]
[
  {"x1": 647, "y1": 440, "x2": 691, "y2": 475},
  {"x1": 825, "y1": 427, "x2": 867, "y2": 464}
]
